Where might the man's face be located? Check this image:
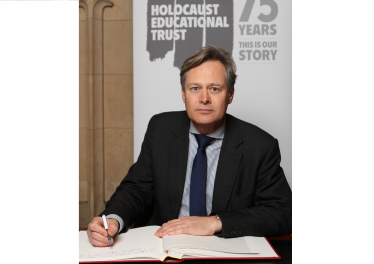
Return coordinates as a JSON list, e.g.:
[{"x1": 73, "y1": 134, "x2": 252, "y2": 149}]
[{"x1": 182, "y1": 60, "x2": 234, "y2": 134}]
